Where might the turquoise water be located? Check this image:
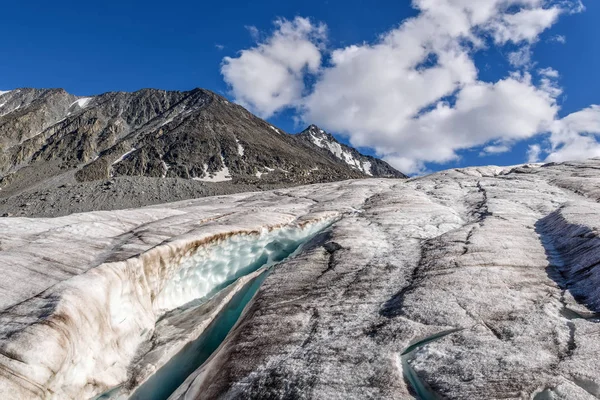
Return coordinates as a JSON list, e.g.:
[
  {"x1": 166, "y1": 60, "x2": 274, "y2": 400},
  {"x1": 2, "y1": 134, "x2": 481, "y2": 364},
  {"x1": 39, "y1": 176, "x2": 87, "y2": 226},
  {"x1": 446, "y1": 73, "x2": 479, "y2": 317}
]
[
  {"x1": 401, "y1": 329, "x2": 463, "y2": 400},
  {"x1": 130, "y1": 271, "x2": 268, "y2": 400},
  {"x1": 128, "y1": 222, "x2": 334, "y2": 400}
]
